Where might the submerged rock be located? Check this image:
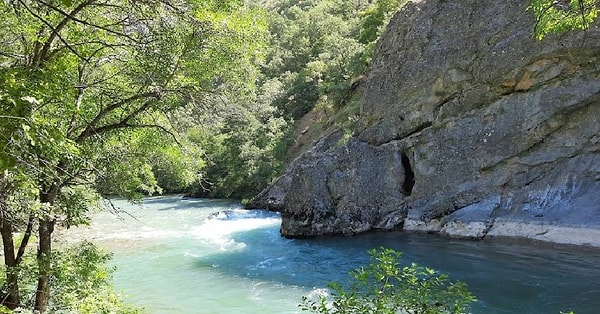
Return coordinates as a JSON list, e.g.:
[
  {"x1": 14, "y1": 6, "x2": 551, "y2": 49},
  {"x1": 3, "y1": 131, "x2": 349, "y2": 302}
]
[{"x1": 250, "y1": 0, "x2": 600, "y2": 245}]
